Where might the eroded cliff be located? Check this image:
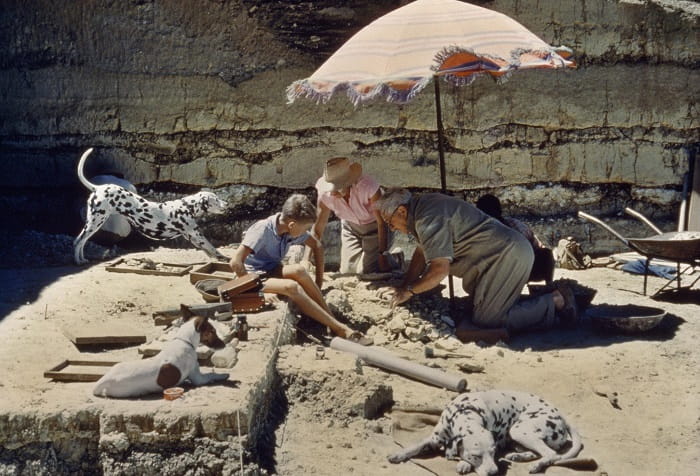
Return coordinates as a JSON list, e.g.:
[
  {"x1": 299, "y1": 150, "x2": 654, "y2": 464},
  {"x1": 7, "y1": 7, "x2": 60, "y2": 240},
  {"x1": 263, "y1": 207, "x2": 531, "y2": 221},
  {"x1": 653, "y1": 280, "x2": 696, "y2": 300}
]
[{"x1": 1, "y1": 0, "x2": 698, "y2": 257}]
